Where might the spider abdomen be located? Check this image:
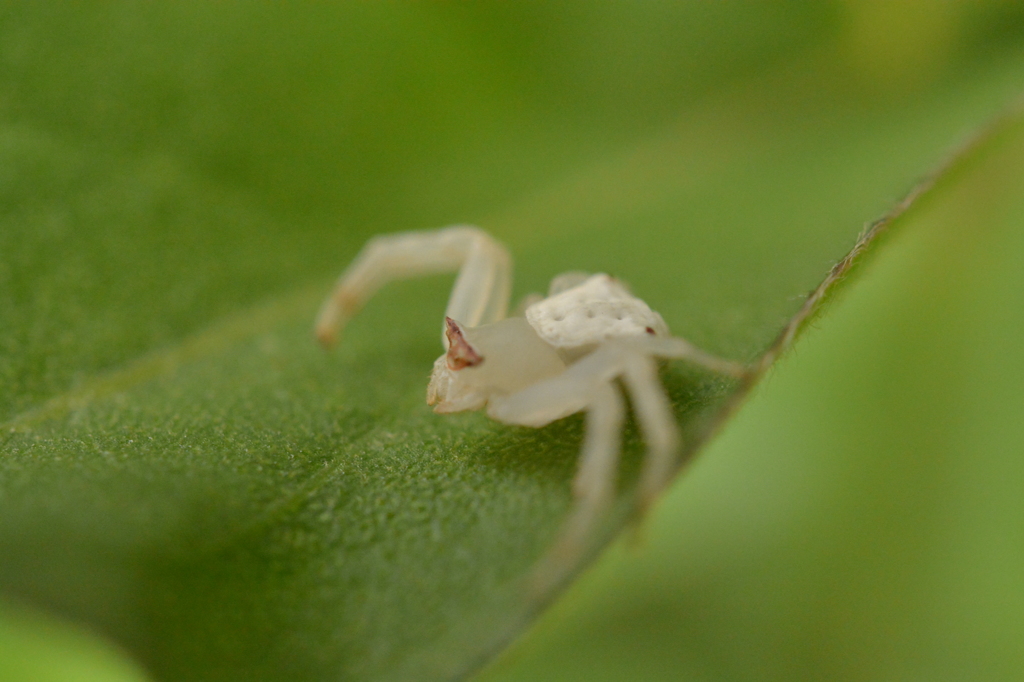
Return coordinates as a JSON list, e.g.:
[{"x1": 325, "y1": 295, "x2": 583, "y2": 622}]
[{"x1": 525, "y1": 274, "x2": 669, "y2": 357}]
